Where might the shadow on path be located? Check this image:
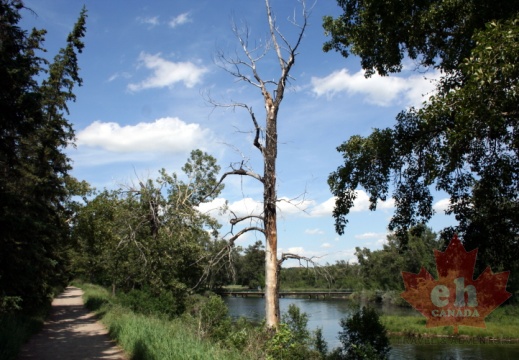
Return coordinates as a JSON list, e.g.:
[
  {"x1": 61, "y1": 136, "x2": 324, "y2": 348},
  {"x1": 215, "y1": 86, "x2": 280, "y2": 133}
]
[{"x1": 18, "y1": 286, "x2": 127, "y2": 360}]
